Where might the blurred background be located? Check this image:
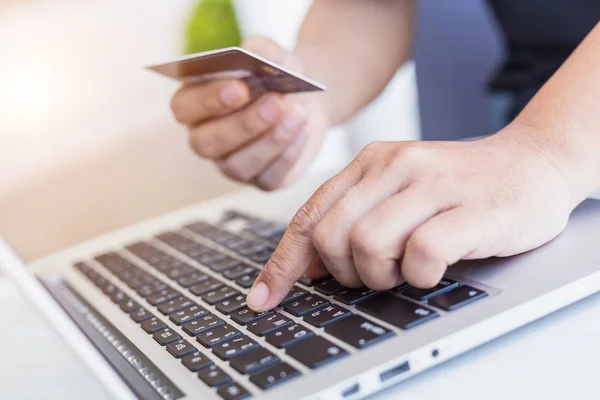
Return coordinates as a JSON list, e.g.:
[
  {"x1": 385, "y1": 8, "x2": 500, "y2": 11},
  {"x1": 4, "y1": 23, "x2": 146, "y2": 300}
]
[{"x1": 0, "y1": 0, "x2": 501, "y2": 262}]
